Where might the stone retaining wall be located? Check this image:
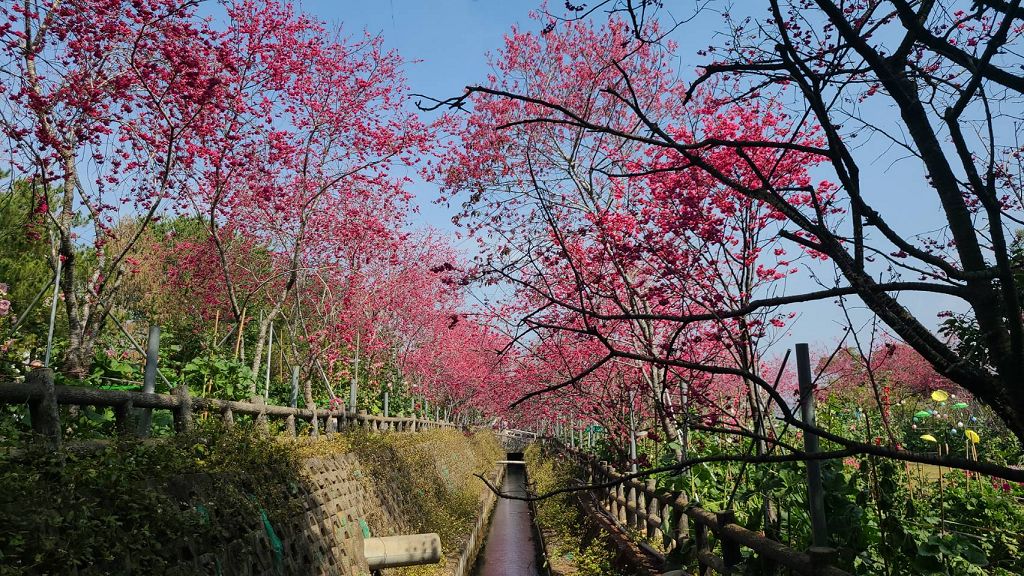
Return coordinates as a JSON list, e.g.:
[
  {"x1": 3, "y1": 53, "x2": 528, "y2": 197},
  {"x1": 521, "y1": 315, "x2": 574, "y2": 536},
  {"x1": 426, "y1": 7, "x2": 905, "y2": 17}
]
[{"x1": 159, "y1": 430, "x2": 503, "y2": 576}]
